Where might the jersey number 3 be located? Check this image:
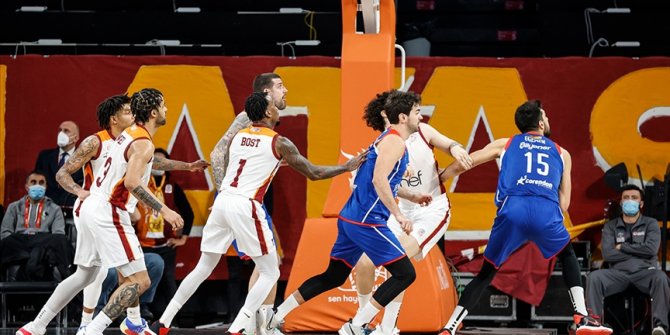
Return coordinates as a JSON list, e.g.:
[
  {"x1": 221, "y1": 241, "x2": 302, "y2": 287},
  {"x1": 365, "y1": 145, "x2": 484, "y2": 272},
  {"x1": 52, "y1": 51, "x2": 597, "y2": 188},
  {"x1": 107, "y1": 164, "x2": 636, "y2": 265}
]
[
  {"x1": 95, "y1": 156, "x2": 113, "y2": 187},
  {"x1": 524, "y1": 152, "x2": 549, "y2": 176}
]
